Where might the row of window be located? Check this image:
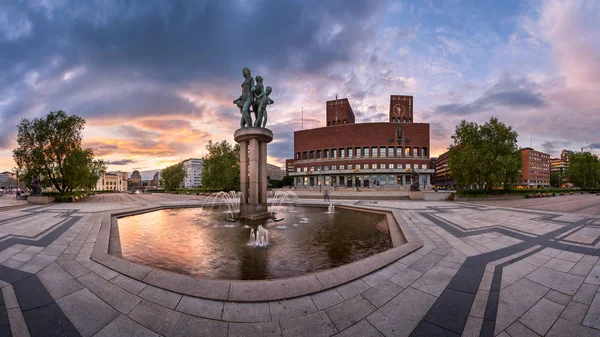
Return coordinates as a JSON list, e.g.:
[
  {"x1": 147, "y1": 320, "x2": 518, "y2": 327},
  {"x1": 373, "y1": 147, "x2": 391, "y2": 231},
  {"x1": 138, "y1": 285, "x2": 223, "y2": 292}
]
[
  {"x1": 295, "y1": 174, "x2": 427, "y2": 187},
  {"x1": 296, "y1": 163, "x2": 428, "y2": 172},
  {"x1": 391, "y1": 118, "x2": 412, "y2": 123},
  {"x1": 296, "y1": 146, "x2": 428, "y2": 160}
]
